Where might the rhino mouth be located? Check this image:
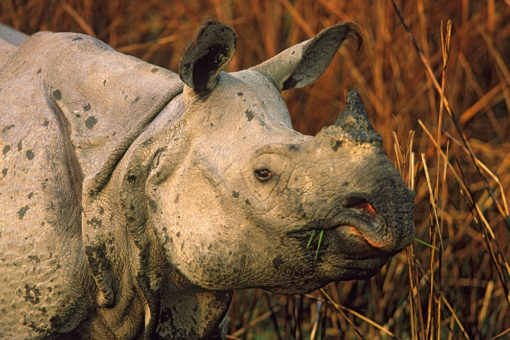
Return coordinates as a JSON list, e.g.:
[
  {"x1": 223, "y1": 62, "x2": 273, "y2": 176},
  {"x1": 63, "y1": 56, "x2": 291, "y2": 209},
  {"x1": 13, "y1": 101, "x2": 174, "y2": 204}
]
[
  {"x1": 289, "y1": 195, "x2": 401, "y2": 256},
  {"x1": 336, "y1": 196, "x2": 394, "y2": 251}
]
